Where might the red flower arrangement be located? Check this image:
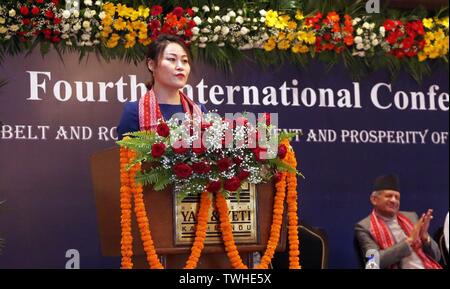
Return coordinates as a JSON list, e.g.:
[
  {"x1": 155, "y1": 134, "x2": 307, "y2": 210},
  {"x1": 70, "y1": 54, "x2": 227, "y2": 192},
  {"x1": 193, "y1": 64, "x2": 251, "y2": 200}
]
[
  {"x1": 306, "y1": 11, "x2": 353, "y2": 53},
  {"x1": 382, "y1": 19, "x2": 425, "y2": 58}
]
